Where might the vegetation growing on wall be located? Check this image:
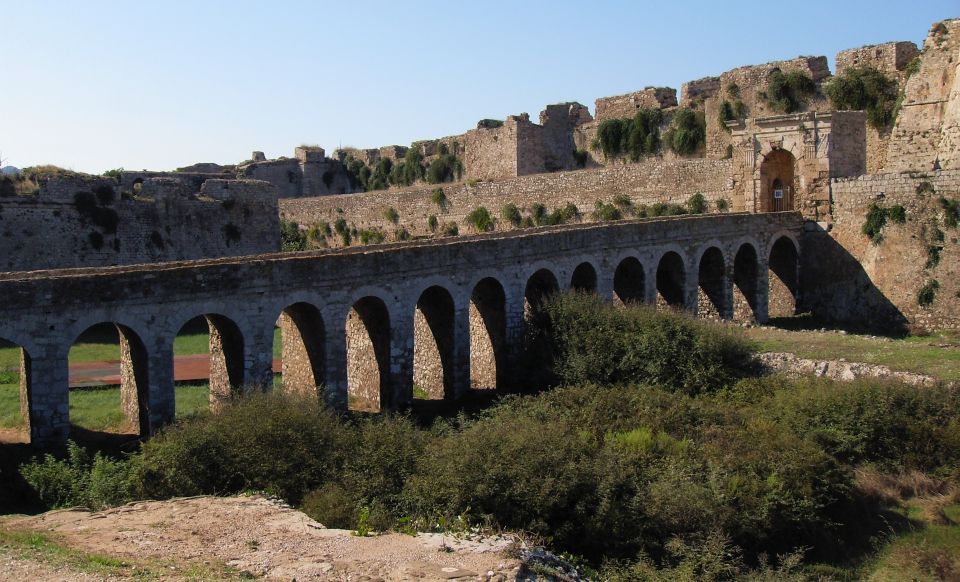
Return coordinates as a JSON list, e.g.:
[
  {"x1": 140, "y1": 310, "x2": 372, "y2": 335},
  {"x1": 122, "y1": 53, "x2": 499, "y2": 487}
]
[
  {"x1": 825, "y1": 67, "x2": 900, "y2": 129},
  {"x1": 862, "y1": 203, "x2": 907, "y2": 244},
  {"x1": 917, "y1": 279, "x2": 940, "y2": 306},
  {"x1": 761, "y1": 69, "x2": 817, "y2": 114},
  {"x1": 383, "y1": 207, "x2": 399, "y2": 225},
  {"x1": 343, "y1": 145, "x2": 463, "y2": 192},
  {"x1": 465, "y1": 206, "x2": 494, "y2": 232},
  {"x1": 664, "y1": 108, "x2": 706, "y2": 156},
  {"x1": 718, "y1": 99, "x2": 747, "y2": 131},
  {"x1": 687, "y1": 192, "x2": 707, "y2": 214},
  {"x1": 501, "y1": 203, "x2": 522, "y2": 227},
  {"x1": 593, "y1": 108, "x2": 663, "y2": 161},
  {"x1": 430, "y1": 188, "x2": 447, "y2": 210},
  {"x1": 941, "y1": 197, "x2": 960, "y2": 228},
  {"x1": 280, "y1": 219, "x2": 306, "y2": 251},
  {"x1": 426, "y1": 146, "x2": 464, "y2": 185}
]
